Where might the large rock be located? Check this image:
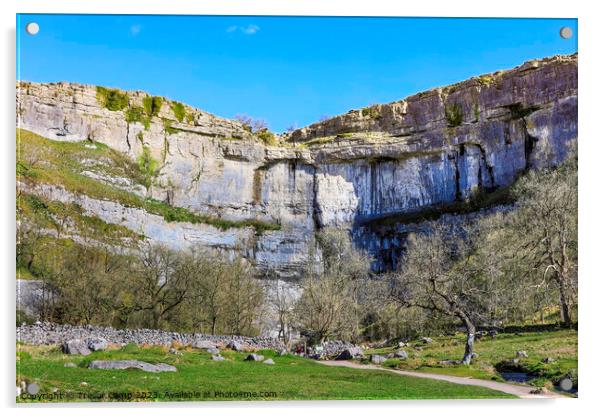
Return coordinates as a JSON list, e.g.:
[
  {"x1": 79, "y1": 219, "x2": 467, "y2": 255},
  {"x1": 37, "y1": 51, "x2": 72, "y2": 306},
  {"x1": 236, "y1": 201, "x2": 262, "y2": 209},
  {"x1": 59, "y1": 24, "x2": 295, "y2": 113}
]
[
  {"x1": 245, "y1": 353, "x2": 264, "y2": 362},
  {"x1": 227, "y1": 341, "x2": 243, "y2": 352},
  {"x1": 88, "y1": 360, "x2": 177, "y2": 372},
  {"x1": 392, "y1": 350, "x2": 409, "y2": 360},
  {"x1": 370, "y1": 354, "x2": 387, "y2": 364},
  {"x1": 62, "y1": 339, "x2": 91, "y2": 356},
  {"x1": 192, "y1": 340, "x2": 217, "y2": 350},
  {"x1": 335, "y1": 347, "x2": 364, "y2": 360},
  {"x1": 87, "y1": 337, "x2": 108, "y2": 351}
]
